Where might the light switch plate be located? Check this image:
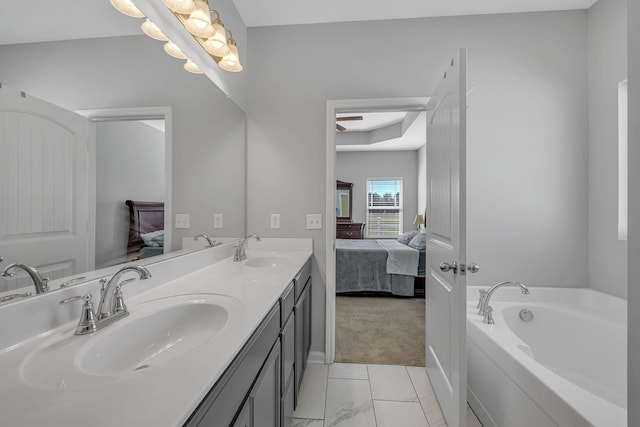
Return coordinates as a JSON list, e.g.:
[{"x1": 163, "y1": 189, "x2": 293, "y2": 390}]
[
  {"x1": 175, "y1": 213, "x2": 190, "y2": 229},
  {"x1": 271, "y1": 213, "x2": 281, "y2": 229},
  {"x1": 214, "y1": 213, "x2": 223, "y2": 229},
  {"x1": 306, "y1": 214, "x2": 322, "y2": 230}
]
